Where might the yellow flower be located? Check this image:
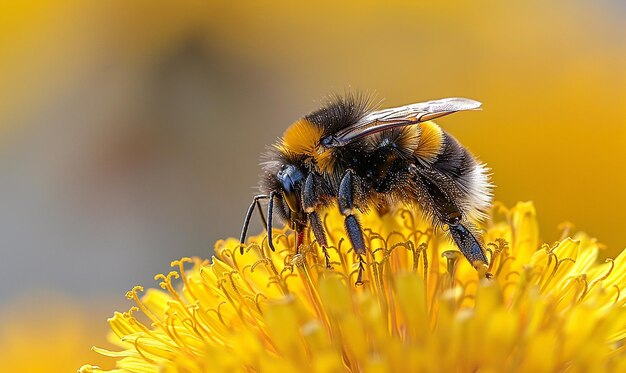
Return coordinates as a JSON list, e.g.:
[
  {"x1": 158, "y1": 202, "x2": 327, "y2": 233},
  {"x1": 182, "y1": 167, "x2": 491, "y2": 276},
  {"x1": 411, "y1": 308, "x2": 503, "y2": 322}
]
[{"x1": 80, "y1": 202, "x2": 626, "y2": 372}]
